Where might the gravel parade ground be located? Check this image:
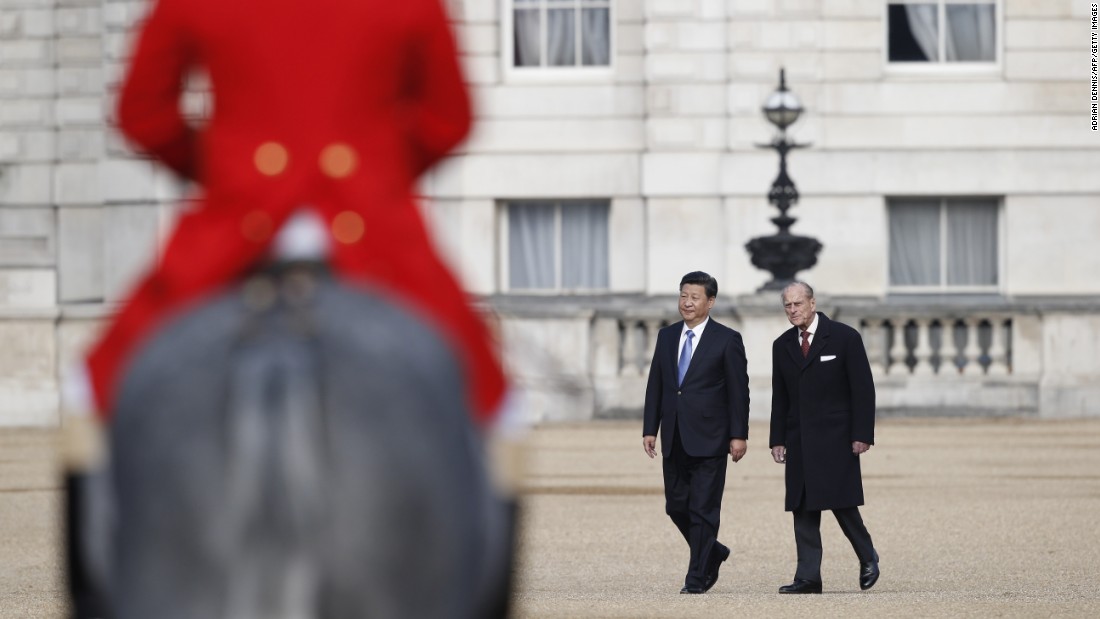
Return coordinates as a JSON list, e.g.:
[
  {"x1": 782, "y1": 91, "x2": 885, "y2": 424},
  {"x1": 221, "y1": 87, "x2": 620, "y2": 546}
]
[
  {"x1": 2, "y1": 417, "x2": 1099, "y2": 617},
  {"x1": 511, "y1": 418, "x2": 1100, "y2": 618}
]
